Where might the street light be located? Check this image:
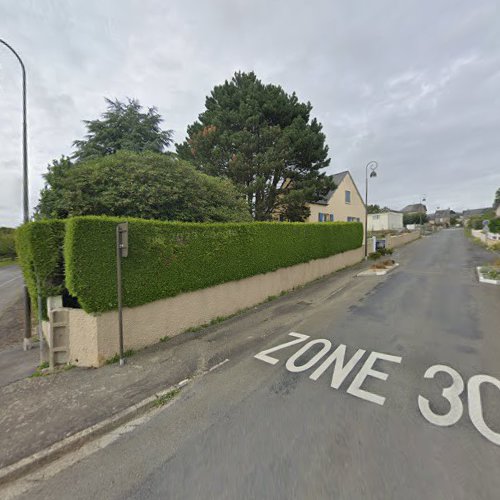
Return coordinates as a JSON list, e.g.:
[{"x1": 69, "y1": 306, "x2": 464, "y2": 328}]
[
  {"x1": 419, "y1": 194, "x2": 426, "y2": 234},
  {"x1": 1, "y1": 39, "x2": 32, "y2": 350},
  {"x1": 364, "y1": 161, "x2": 378, "y2": 258}
]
